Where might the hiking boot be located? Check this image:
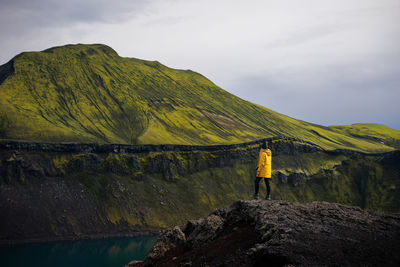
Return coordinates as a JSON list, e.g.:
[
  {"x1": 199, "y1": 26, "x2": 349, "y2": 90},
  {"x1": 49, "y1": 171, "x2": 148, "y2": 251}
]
[
  {"x1": 265, "y1": 195, "x2": 271, "y2": 200},
  {"x1": 253, "y1": 194, "x2": 259, "y2": 200}
]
